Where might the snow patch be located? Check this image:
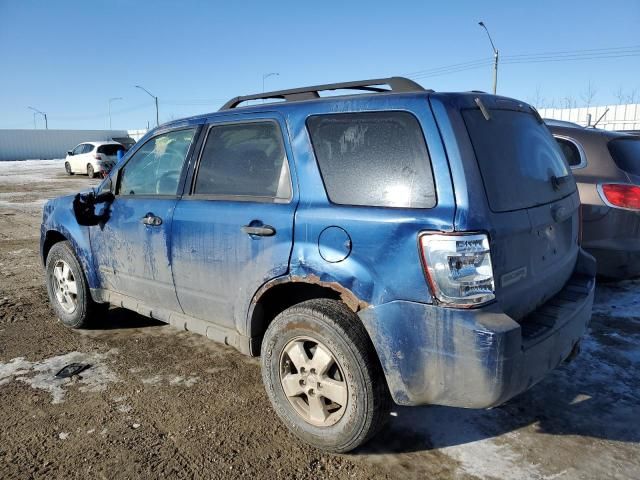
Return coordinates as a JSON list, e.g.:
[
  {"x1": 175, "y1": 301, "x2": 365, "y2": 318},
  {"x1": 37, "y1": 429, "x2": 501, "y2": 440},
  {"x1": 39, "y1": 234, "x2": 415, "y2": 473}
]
[
  {"x1": 0, "y1": 350, "x2": 119, "y2": 403},
  {"x1": 593, "y1": 279, "x2": 640, "y2": 318}
]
